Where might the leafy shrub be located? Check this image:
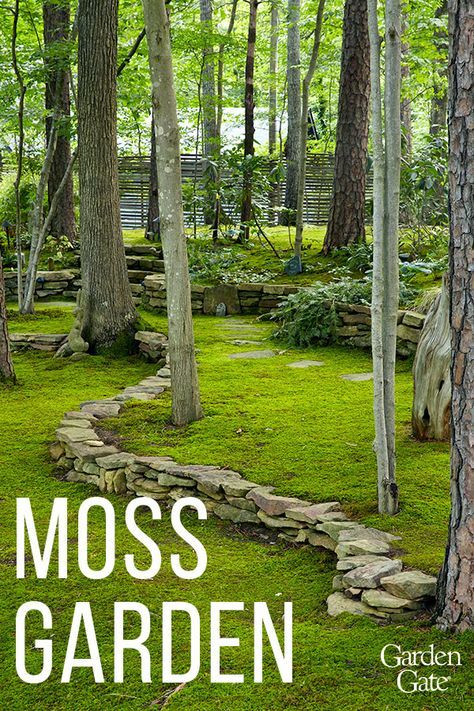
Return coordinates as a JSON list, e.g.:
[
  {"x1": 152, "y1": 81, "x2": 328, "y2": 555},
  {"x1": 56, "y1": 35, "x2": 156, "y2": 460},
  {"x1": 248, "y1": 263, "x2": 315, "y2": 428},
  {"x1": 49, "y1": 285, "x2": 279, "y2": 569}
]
[
  {"x1": 272, "y1": 277, "x2": 372, "y2": 347},
  {"x1": 0, "y1": 172, "x2": 39, "y2": 231},
  {"x1": 338, "y1": 242, "x2": 373, "y2": 273},
  {"x1": 187, "y1": 238, "x2": 274, "y2": 284}
]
